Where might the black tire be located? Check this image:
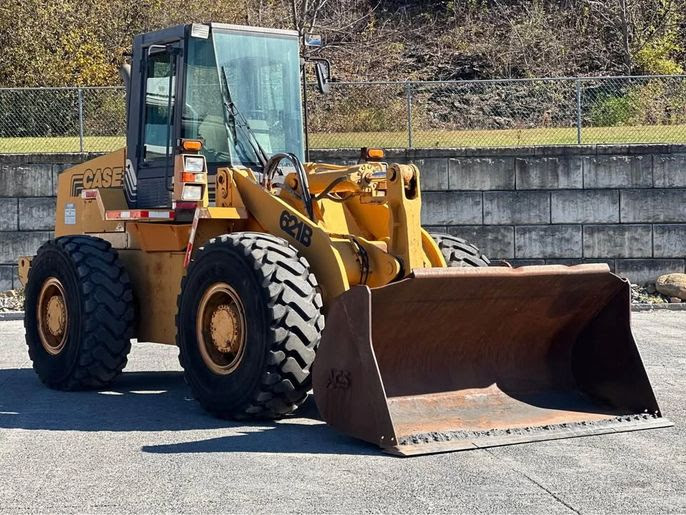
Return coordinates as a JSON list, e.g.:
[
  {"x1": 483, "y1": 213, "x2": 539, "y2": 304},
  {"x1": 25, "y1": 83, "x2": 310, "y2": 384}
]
[
  {"x1": 430, "y1": 232, "x2": 490, "y2": 267},
  {"x1": 176, "y1": 232, "x2": 324, "y2": 419},
  {"x1": 24, "y1": 236, "x2": 134, "y2": 389}
]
